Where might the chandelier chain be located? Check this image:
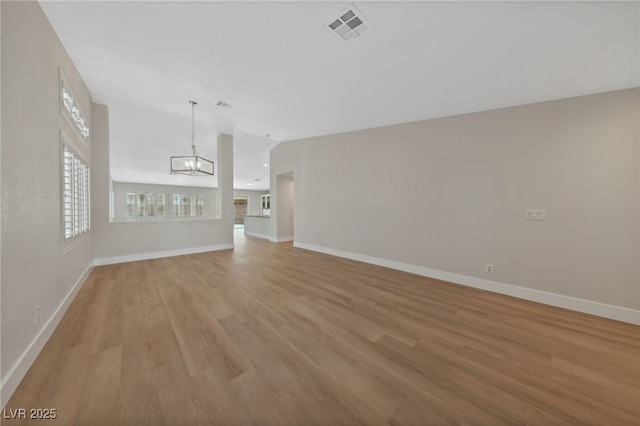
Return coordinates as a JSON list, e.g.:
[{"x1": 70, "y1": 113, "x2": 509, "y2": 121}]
[{"x1": 190, "y1": 100, "x2": 200, "y2": 157}]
